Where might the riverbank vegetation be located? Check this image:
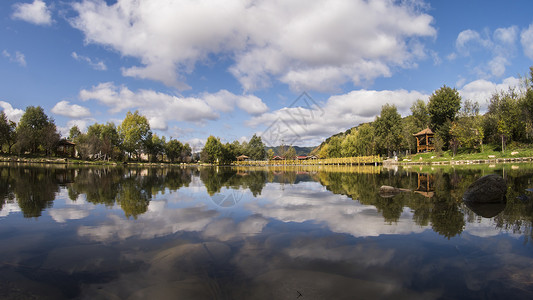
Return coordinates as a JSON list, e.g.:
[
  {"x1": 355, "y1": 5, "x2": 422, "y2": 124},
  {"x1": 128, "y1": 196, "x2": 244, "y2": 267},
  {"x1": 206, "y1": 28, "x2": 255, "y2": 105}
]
[{"x1": 313, "y1": 66, "x2": 533, "y2": 159}]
